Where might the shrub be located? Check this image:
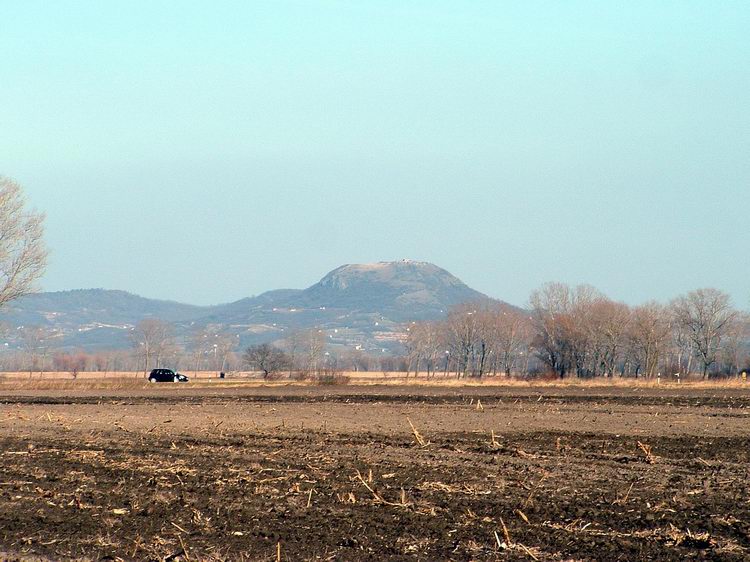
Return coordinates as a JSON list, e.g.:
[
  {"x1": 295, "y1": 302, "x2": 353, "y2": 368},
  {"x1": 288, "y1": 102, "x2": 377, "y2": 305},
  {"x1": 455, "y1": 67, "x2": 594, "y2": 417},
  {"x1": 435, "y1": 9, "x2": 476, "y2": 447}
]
[
  {"x1": 290, "y1": 370, "x2": 311, "y2": 381},
  {"x1": 527, "y1": 370, "x2": 559, "y2": 381},
  {"x1": 315, "y1": 373, "x2": 351, "y2": 386}
]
